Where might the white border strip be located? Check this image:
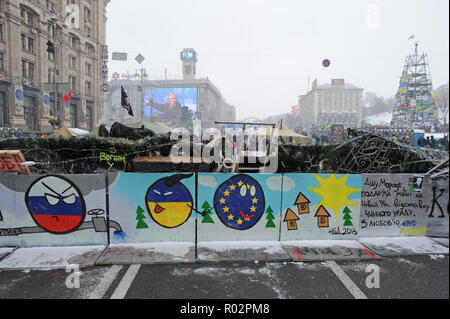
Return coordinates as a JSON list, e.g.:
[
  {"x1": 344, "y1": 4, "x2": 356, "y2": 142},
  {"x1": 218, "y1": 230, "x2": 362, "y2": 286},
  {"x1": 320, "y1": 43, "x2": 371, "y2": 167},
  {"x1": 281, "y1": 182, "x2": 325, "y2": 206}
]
[
  {"x1": 89, "y1": 265, "x2": 124, "y2": 299},
  {"x1": 110, "y1": 264, "x2": 141, "y2": 299},
  {"x1": 326, "y1": 261, "x2": 368, "y2": 299}
]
